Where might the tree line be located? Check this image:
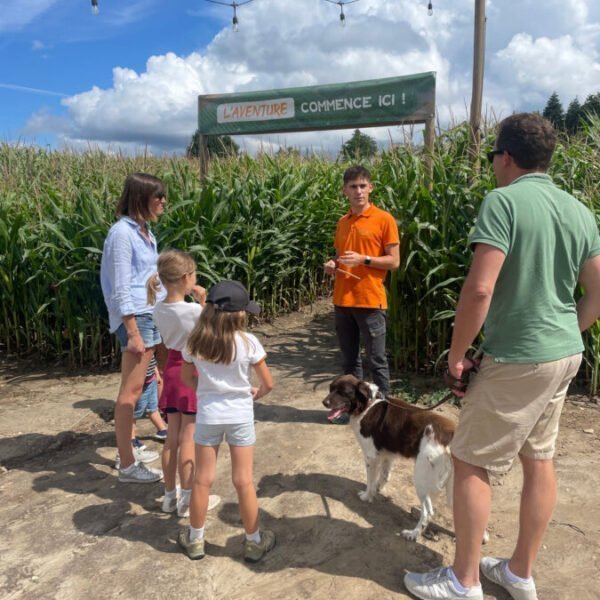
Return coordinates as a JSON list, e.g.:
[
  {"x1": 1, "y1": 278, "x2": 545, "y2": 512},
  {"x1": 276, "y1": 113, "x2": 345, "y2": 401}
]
[{"x1": 542, "y1": 91, "x2": 600, "y2": 135}]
